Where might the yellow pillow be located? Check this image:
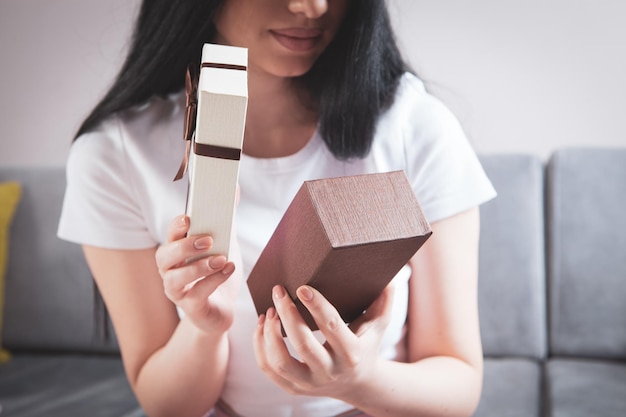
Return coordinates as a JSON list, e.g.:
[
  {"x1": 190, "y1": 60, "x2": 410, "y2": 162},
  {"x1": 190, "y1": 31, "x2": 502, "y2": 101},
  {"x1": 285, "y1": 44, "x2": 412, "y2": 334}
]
[{"x1": 0, "y1": 181, "x2": 21, "y2": 363}]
